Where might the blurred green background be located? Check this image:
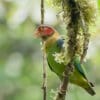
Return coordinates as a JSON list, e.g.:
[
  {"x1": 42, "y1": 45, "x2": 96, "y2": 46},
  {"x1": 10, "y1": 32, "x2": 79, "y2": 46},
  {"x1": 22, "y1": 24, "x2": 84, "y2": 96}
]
[{"x1": 0, "y1": 0, "x2": 100, "y2": 100}]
